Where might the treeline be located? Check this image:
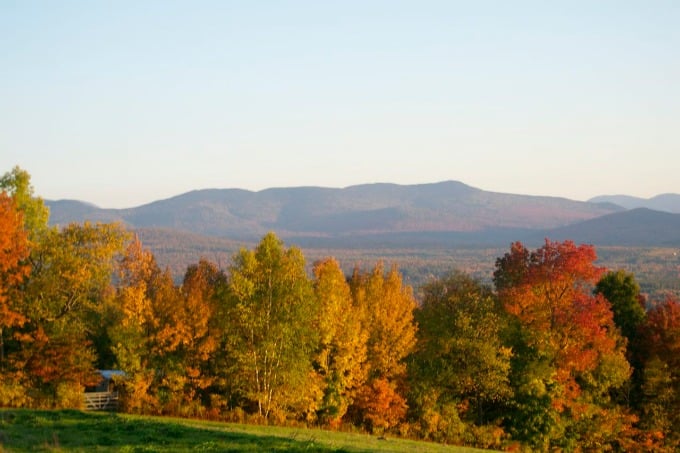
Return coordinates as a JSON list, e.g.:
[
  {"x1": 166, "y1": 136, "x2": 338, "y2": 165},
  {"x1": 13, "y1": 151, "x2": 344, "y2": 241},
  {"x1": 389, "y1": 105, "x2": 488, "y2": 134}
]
[{"x1": 2, "y1": 167, "x2": 680, "y2": 452}]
